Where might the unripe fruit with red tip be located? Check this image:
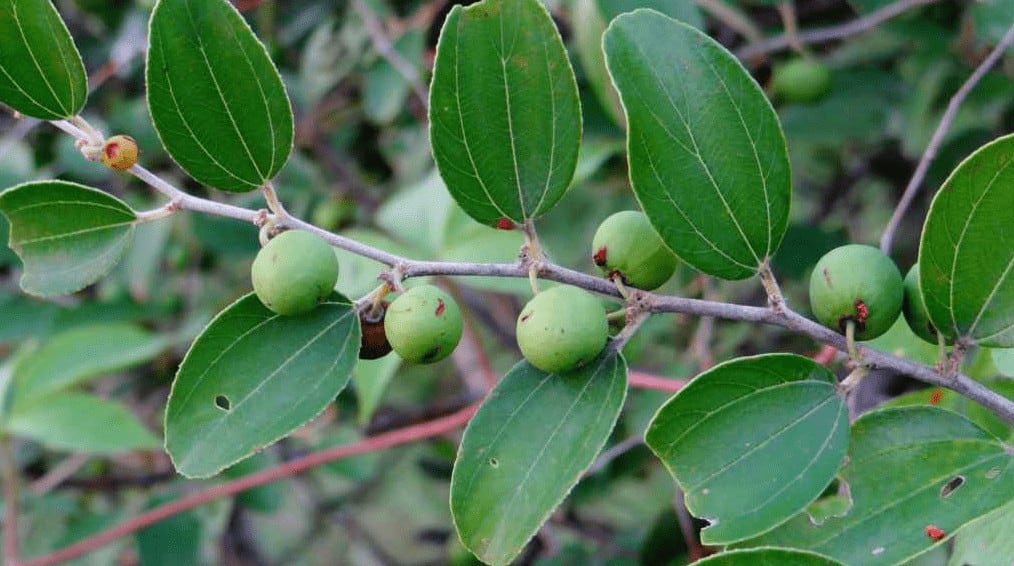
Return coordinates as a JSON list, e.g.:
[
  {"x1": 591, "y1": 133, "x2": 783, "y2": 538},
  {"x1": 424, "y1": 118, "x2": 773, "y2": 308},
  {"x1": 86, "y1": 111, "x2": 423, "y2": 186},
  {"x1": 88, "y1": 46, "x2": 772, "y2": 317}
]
[
  {"x1": 385, "y1": 285, "x2": 462, "y2": 364},
  {"x1": 251, "y1": 230, "x2": 339, "y2": 316},
  {"x1": 903, "y1": 264, "x2": 951, "y2": 345},
  {"x1": 101, "y1": 135, "x2": 139, "y2": 170},
  {"x1": 516, "y1": 285, "x2": 608, "y2": 373},
  {"x1": 809, "y1": 244, "x2": 903, "y2": 341},
  {"x1": 592, "y1": 211, "x2": 677, "y2": 290},
  {"x1": 359, "y1": 301, "x2": 392, "y2": 360},
  {"x1": 771, "y1": 58, "x2": 832, "y2": 104}
]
